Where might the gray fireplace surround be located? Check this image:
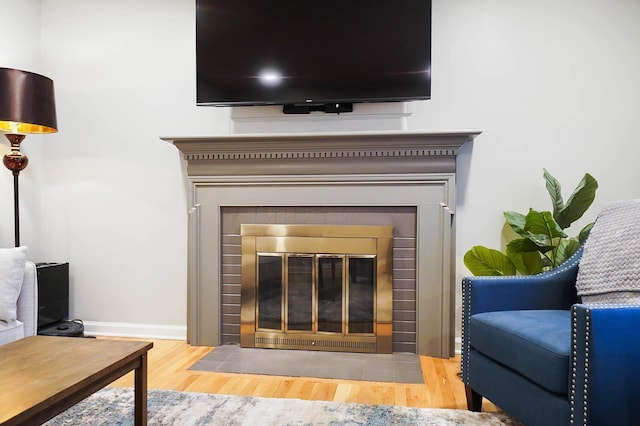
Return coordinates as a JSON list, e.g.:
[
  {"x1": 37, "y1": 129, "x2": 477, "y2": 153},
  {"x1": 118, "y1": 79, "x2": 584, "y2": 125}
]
[{"x1": 163, "y1": 130, "x2": 481, "y2": 358}]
